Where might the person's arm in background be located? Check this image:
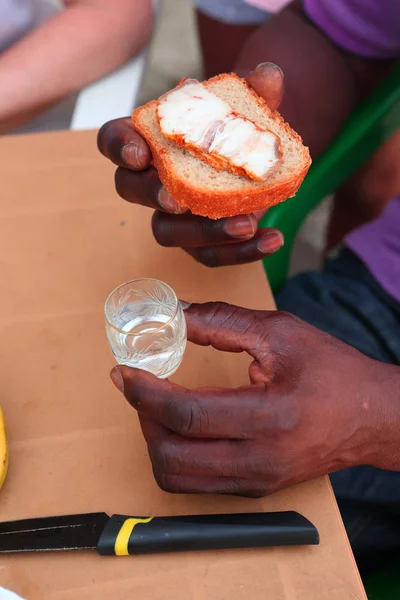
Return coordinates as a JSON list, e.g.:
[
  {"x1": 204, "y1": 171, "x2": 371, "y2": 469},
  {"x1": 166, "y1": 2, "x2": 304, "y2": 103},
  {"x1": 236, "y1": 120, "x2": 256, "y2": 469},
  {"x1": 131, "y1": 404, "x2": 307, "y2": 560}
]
[{"x1": 0, "y1": 0, "x2": 153, "y2": 132}]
